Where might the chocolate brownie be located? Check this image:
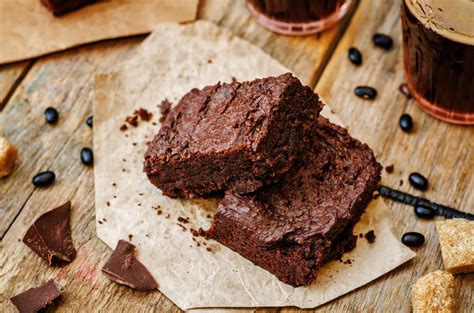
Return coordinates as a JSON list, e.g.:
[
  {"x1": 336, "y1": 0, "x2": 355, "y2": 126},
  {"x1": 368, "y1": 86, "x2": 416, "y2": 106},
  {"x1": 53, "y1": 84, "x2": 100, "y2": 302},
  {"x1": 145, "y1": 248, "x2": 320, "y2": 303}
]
[
  {"x1": 209, "y1": 116, "x2": 382, "y2": 287},
  {"x1": 40, "y1": 0, "x2": 97, "y2": 16},
  {"x1": 144, "y1": 73, "x2": 322, "y2": 198}
]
